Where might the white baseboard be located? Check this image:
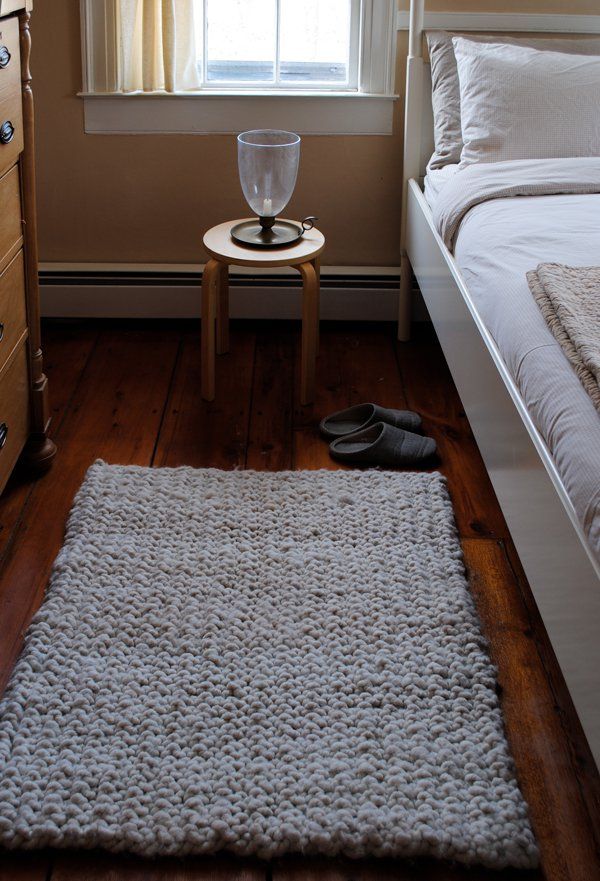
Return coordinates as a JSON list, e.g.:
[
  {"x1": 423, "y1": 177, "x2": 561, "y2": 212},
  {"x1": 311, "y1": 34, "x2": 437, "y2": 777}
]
[{"x1": 39, "y1": 263, "x2": 427, "y2": 322}]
